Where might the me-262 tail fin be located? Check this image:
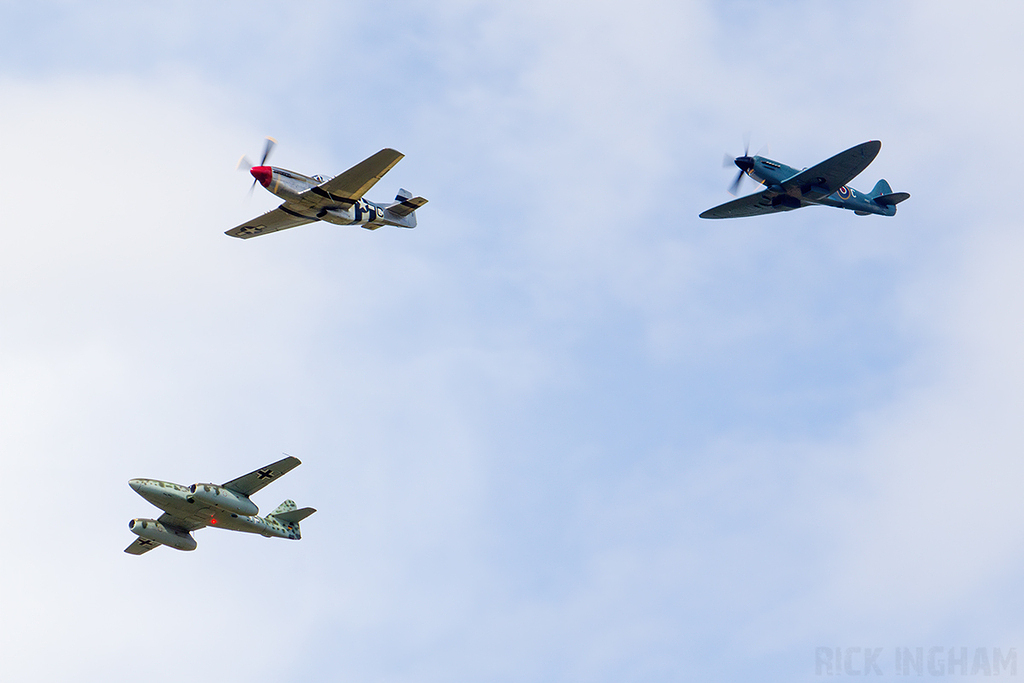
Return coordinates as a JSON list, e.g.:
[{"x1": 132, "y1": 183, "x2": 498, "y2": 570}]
[
  {"x1": 869, "y1": 179, "x2": 911, "y2": 207},
  {"x1": 384, "y1": 188, "x2": 428, "y2": 228},
  {"x1": 268, "y1": 499, "x2": 317, "y2": 539}
]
